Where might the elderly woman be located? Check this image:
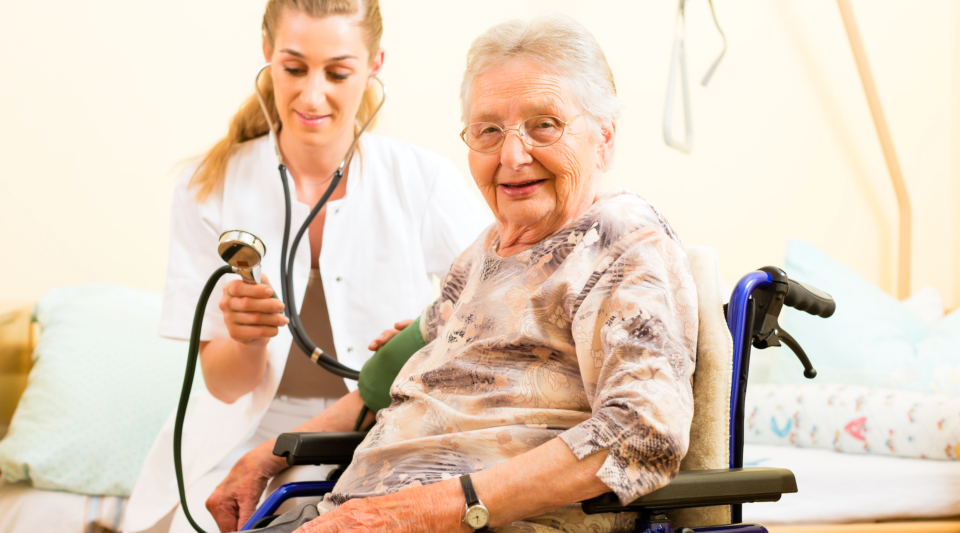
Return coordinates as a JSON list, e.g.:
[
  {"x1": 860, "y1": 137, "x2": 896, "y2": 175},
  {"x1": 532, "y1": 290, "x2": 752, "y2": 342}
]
[{"x1": 244, "y1": 13, "x2": 697, "y2": 533}]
